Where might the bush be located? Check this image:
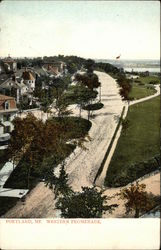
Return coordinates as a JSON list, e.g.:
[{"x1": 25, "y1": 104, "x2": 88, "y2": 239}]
[
  {"x1": 83, "y1": 102, "x2": 104, "y2": 111},
  {"x1": 149, "y1": 80, "x2": 159, "y2": 85},
  {"x1": 138, "y1": 82, "x2": 145, "y2": 86},
  {"x1": 56, "y1": 186, "x2": 118, "y2": 218},
  {"x1": 105, "y1": 154, "x2": 160, "y2": 187}
]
